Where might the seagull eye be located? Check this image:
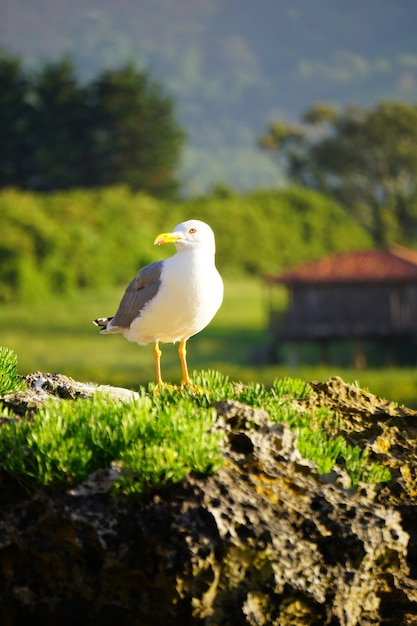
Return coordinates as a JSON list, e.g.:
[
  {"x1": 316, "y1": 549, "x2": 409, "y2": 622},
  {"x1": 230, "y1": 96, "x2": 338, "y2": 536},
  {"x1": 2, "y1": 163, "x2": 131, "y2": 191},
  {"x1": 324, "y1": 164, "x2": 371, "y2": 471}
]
[{"x1": 188, "y1": 228, "x2": 197, "y2": 234}]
